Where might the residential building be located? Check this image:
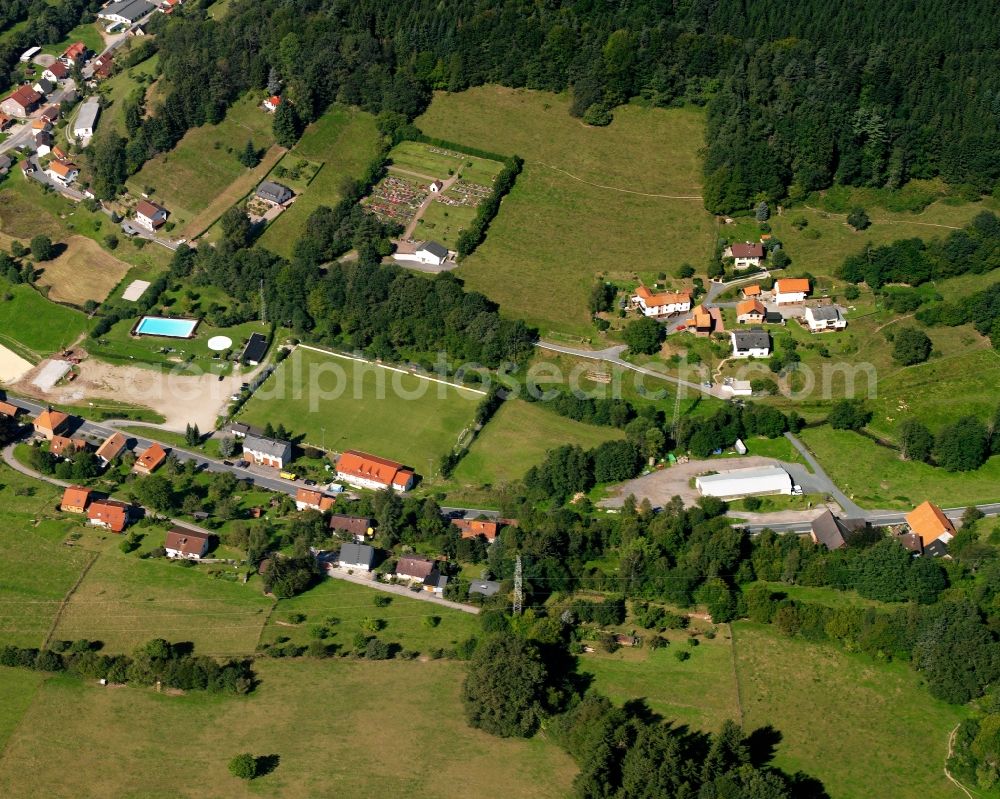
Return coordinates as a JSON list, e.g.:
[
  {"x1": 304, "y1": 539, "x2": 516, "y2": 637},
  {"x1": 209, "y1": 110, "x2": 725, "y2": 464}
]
[
  {"x1": 335, "y1": 450, "x2": 415, "y2": 492},
  {"x1": 32, "y1": 79, "x2": 54, "y2": 97},
  {"x1": 804, "y1": 305, "x2": 847, "y2": 332},
  {"x1": 242, "y1": 434, "x2": 292, "y2": 469},
  {"x1": 741, "y1": 285, "x2": 762, "y2": 298},
  {"x1": 338, "y1": 542, "x2": 376, "y2": 571},
  {"x1": 98, "y1": 0, "x2": 156, "y2": 25},
  {"x1": 32, "y1": 118, "x2": 53, "y2": 132},
  {"x1": 73, "y1": 100, "x2": 101, "y2": 140},
  {"x1": 723, "y1": 380, "x2": 752, "y2": 397},
  {"x1": 62, "y1": 42, "x2": 87, "y2": 64},
  {"x1": 469, "y1": 580, "x2": 501, "y2": 598},
  {"x1": 90, "y1": 53, "x2": 114, "y2": 80},
  {"x1": 43, "y1": 61, "x2": 70, "y2": 82},
  {"x1": 95, "y1": 432, "x2": 128, "y2": 465},
  {"x1": 225, "y1": 422, "x2": 258, "y2": 439},
  {"x1": 736, "y1": 299, "x2": 766, "y2": 324},
  {"x1": 725, "y1": 242, "x2": 765, "y2": 269},
  {"x1": 695, "y1": 466, "x2": 793, "y2": 498},
  {"x1": 685, "y1": 304, "x2": 715, "y2": 335},
  {"x1": 774, "y1": 278, "x2": 810, "y2": 304},
  {"x1": 165, "y1": 526, "x2": 211, "y2": 559},
  {"x1": 60, "y1": 485, "x2": 92, "y2": 514},
  {"x1": 906, "y1": 501, "x2": 956, "y2": 552},
  {"x1": 809, "y1": 509, "x2": 867, "y2": 551},
  {"x1": 33, "y1": 409, "x2": 70, "y2": 440},
  {"x1": 45, "y1": 159, "x2": 79, "y2": 186},
  {"x1": 0, "y1": 400, "x2": 21, "y2": 417},
  {"x1": 40, "y1": 105, "x2": 60, "y2": 123},
  {"x1": 632, "y1": 286, "x2": 692, "y2": 317},
  {"x1": 328, "y1": 514, "x2": 375, "y2": 542},
  {"x1": 452, "y1": 518, "x2": 501, "y2": 542},
  {"x1": 50, "y1": 435, "x2": 89, "y2": 459},
  {"x1": 424, "y1": 572, "x2": 448, "y2": 595},
  {"x1": 898, "y1": 532, "x2": 923, "y2": 554},
  {"x1": 393, "y1": 240, "x2": 450, "y2": 267},
  {"x1": 295, "y1": 487, "x2": 336, "y2": 512},
  {"x1": 0, "y1": 155, "x2": 10, "y2": 175},
  {"x1": 731, "y1": 329, "x2": 771, "y2": 358},
  {"x1": 134, "y1": 199, "x2": 168, "y2": 230},
  {"x1": 255, "y1": 181, "x2": 294, "y2": 206},
  {"x1": 133, "y1": 442, "x2": 167, "y2": 475},
  {"x1": 1, "y1": 85, "x2": 42, "y2": 117},
  {"x1": 87, "y1": 499, "x2": 131, "y2": 532},
  {"x1": 395, "y1": 555, "x2": 436, "y2": 582},
  {"x1": 241, "y1": 333, "x2": 268, "y2": 366},
  {"x1": 263, "y1": 95, "x2": 282, "y2": 112}
]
